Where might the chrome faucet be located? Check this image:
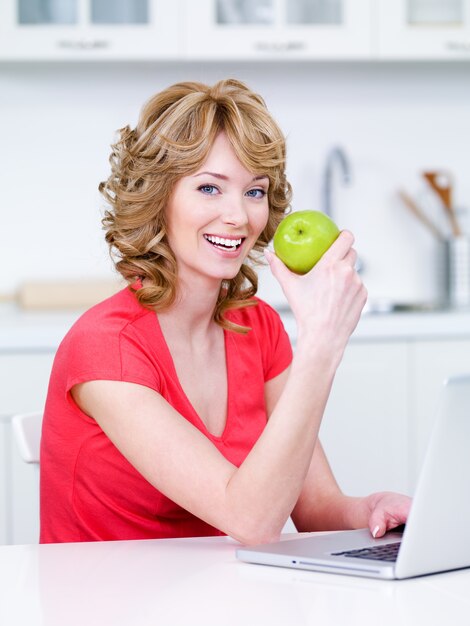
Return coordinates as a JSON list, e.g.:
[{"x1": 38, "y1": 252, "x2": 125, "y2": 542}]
[
  {"x1": 321, "y1": 146, "x2": 351, "y2": 220},
  {"x1": 321, "y1": 146, "x2": 364, "y2": 272}
]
